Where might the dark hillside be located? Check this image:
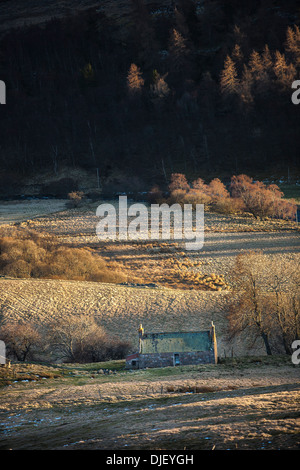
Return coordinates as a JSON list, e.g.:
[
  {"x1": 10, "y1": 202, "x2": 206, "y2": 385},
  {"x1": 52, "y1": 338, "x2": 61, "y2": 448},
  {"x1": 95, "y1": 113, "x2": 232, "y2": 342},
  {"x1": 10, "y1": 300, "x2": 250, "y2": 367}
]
[{"x1": 0, "y1": 0, "x2": 299, "y2": 192}]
